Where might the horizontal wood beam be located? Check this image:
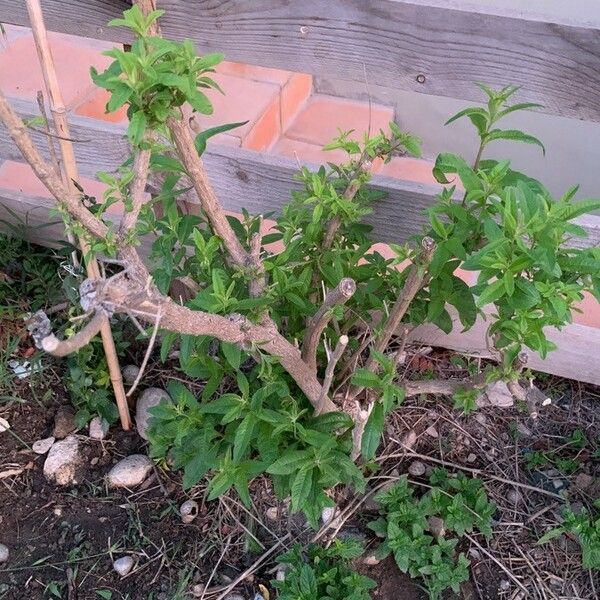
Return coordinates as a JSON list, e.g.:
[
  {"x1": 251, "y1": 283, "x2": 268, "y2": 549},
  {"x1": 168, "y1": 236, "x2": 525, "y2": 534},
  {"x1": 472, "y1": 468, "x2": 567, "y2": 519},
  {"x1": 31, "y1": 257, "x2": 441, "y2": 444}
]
[
  {"x1": 409, "y1": 309, "x2": 600, "y2": 387},
  {"x1": 2, "y1": 99, "x2": 599, "y2": 249},
  {"x1": 3, "y1": 0, "x2": 600, "y2": 121}
]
